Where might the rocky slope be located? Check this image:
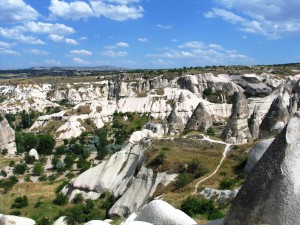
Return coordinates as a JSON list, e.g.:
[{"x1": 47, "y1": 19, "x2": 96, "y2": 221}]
[{"x1": 223, "y1": 112, "x2": 300, "y2": 225}]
